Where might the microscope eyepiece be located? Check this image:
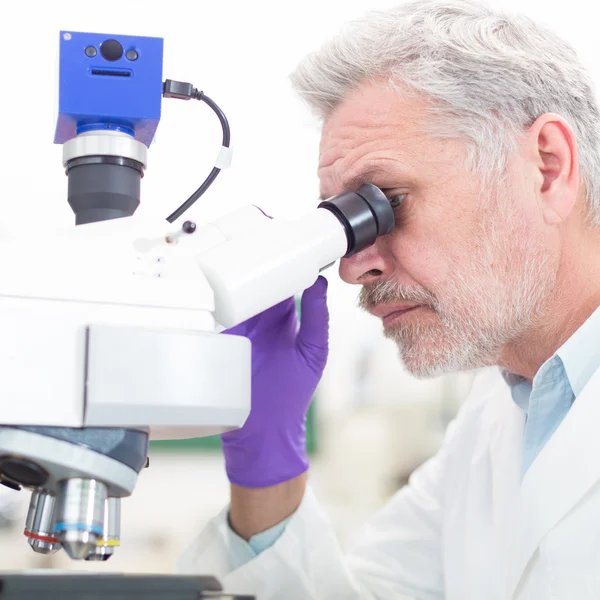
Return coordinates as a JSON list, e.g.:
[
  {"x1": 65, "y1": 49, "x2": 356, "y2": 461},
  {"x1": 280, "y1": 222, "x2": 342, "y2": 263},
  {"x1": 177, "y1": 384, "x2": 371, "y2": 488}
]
[{"x1": 318, "y1": 184, "x2": 395, "y2": 257}]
